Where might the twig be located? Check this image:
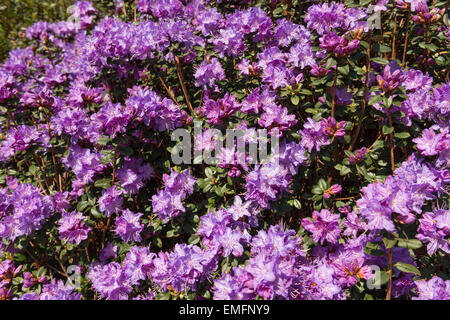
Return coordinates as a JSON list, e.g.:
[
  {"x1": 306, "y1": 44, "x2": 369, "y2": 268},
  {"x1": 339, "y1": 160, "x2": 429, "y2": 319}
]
[
  {"x1": 392, "y1": 12, "x2": 397, "y2": 60},
  {"x1": 401, "y1": 12, "x2": 411, "y2": 67},
  {"x1": 331, "y1": 67, "x2": 338, "y2": 119},
  {"x1": 387, "y1": 108, "x2": 395, "y2": 174},
  {"x1": 386, "y1": 248, "x2": 393, "y2": 300},
  {"x1": 349, "y1": 36, "x2": 372, "y2": 152},
  {"x1": 111, "y1": 145, "x2": 118, "y2": 185},
  {"x1": 175, "y1": 56, "x2": 195, "y2": 115},
  {"x1": 158, "y1": 75, "x2": 181, "y2": 107}
]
